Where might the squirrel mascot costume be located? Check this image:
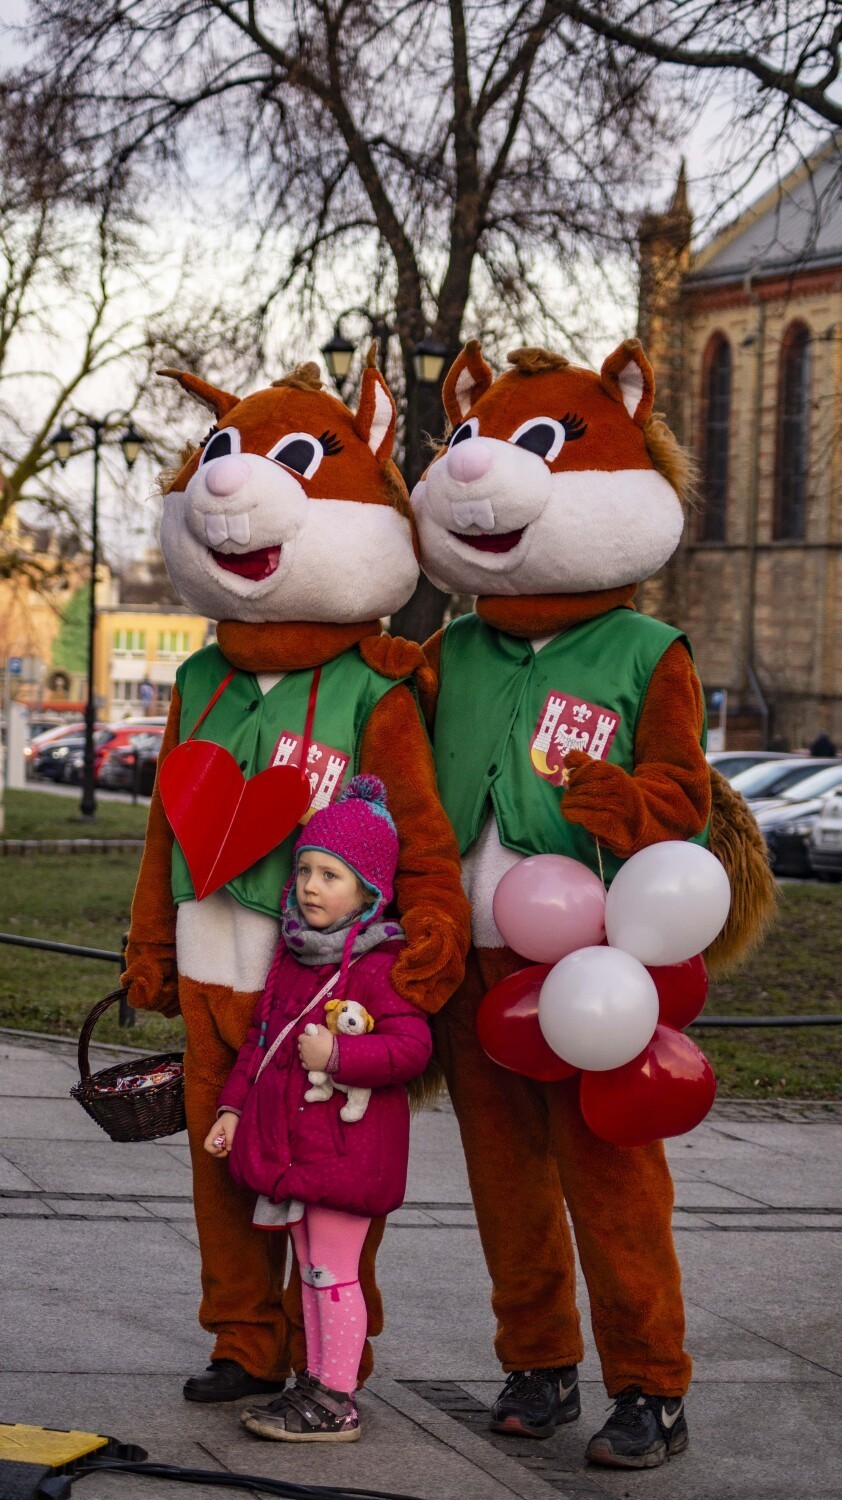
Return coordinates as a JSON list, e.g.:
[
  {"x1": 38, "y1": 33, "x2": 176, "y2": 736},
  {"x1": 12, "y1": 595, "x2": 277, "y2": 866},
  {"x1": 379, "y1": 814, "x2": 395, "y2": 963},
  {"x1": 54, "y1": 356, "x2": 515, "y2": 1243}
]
[
  {"x1": 413, "y1": 339, "x2": 775, "y2": 1468},
  {"x1": 123, "y1": 354, "x2": 470, "y2": 1402}
]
